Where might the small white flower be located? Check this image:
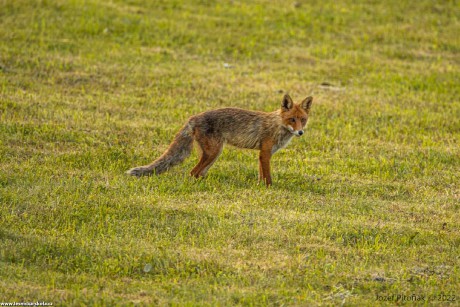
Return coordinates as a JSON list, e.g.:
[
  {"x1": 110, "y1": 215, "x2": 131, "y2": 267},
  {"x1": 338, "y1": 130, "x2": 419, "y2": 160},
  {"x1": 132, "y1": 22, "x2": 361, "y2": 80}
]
[{"x1": 143, "y1": 263, "x2": 152, "y2": 273}]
